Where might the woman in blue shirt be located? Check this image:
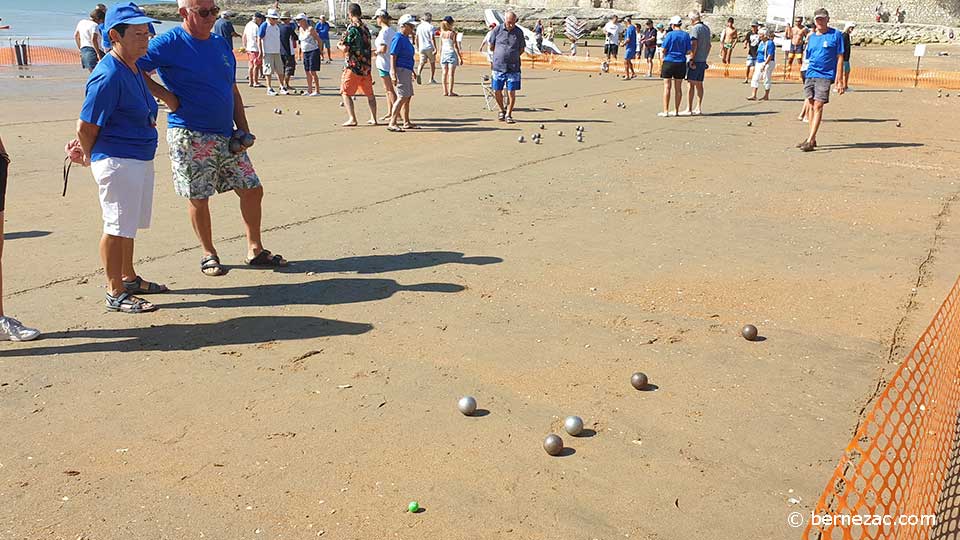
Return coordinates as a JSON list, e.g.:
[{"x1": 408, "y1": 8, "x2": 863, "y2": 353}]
[
  {"x1": 658, "y1": 16, "x2": 691, "y2": 117},
  {"x1": 76, "y1": 3, "x2": 177, "y2": 314},
  {"x1": 748, "y1": 28, "x2": 776, "y2": 101}
]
